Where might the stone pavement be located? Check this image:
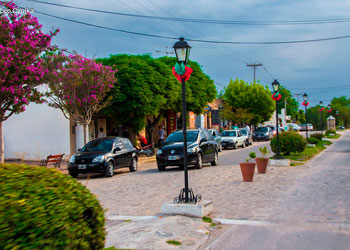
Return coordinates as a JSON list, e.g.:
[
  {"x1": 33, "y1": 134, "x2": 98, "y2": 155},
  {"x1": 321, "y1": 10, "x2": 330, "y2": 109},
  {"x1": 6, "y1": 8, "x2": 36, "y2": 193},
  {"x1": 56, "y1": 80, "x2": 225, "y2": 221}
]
[{"x1": 77, "y1": 131, "x2": 350, "y2": 249}]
